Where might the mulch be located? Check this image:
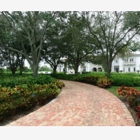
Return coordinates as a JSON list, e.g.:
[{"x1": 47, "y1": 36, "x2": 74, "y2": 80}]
[
  {"x1": 119, "y1": 96, "x2": 140, "y2": 126},
  {"x1": 0, "y1": 103, "x2": 48, "y2": 126},
  {"x1": 122, "y1": 100, "x2": 140, "y2": 126}
]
